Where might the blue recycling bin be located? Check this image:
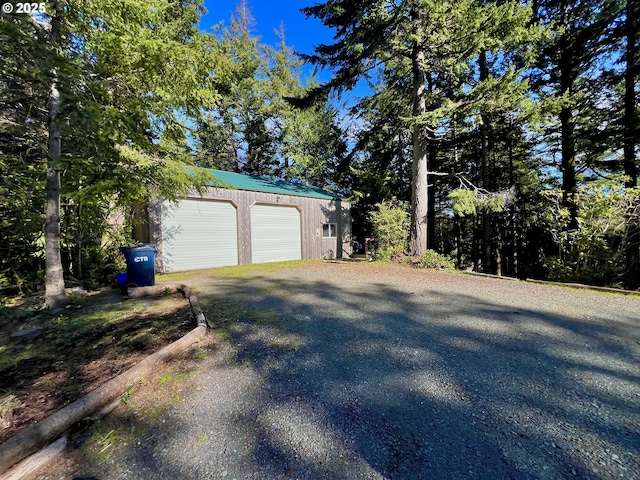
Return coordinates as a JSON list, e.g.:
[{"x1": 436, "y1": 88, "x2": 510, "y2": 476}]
[{"x1": 119, "y1": 244, "x2": 157, "y2": 287}]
